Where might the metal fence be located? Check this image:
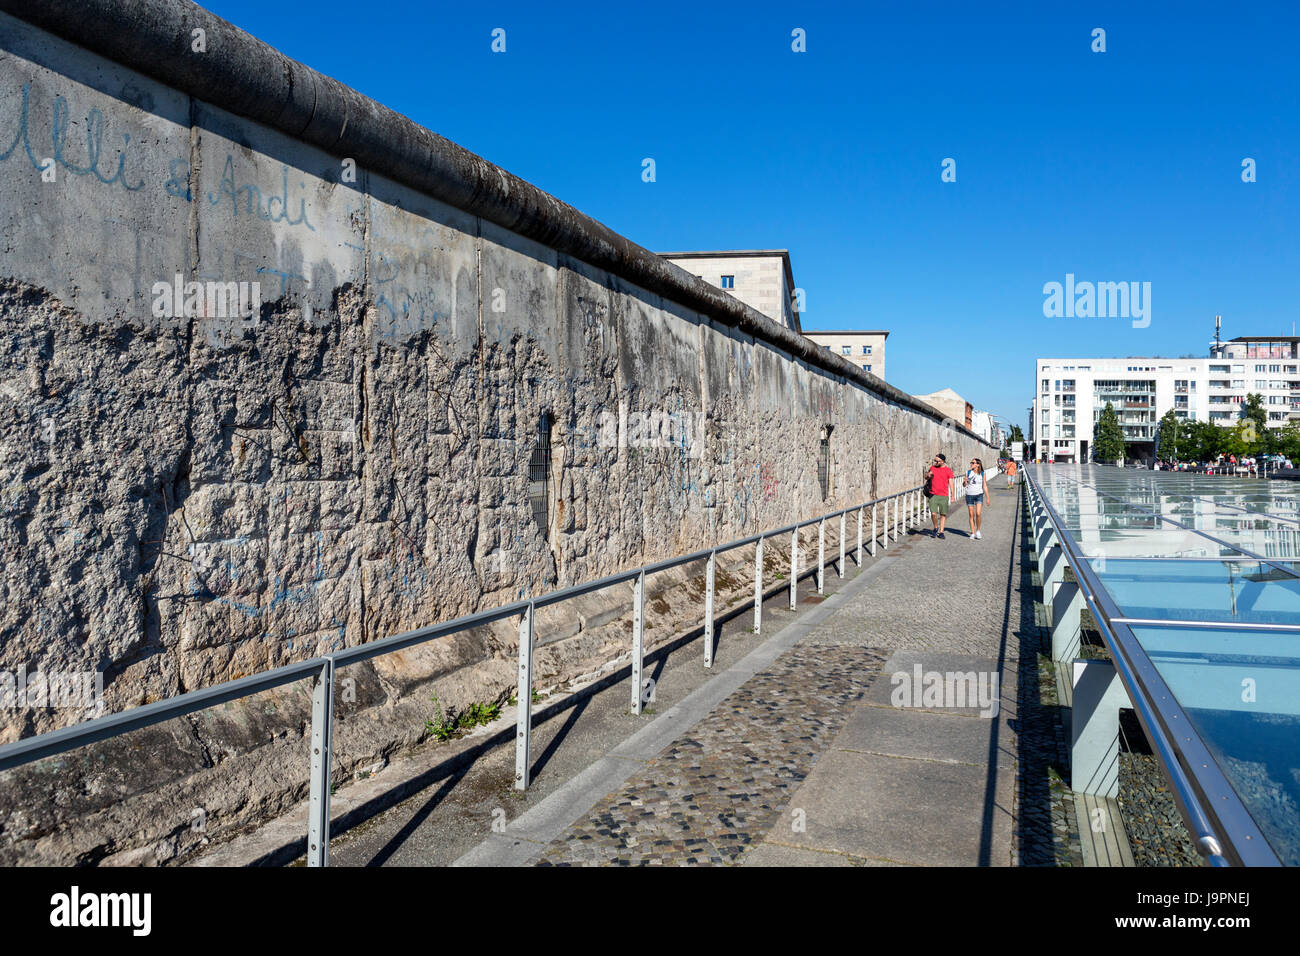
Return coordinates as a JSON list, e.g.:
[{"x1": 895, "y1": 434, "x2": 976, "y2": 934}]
[{"x1": 0, "y1": 483, "x2": 932, "y2": 866}]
